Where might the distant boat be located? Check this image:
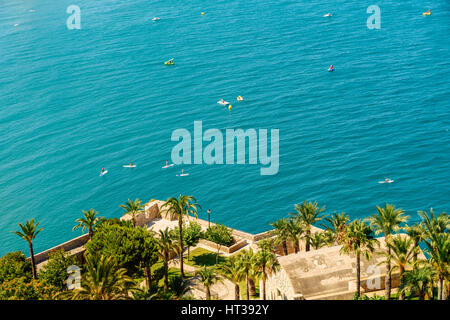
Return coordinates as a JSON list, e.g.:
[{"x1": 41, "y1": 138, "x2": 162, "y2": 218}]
[
  {"x1": 323, "y1": 13, "x2": 332, "y2": 17},
  {"x1": 152, "y1": 17, "x2": 160, "y2": 21}
]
